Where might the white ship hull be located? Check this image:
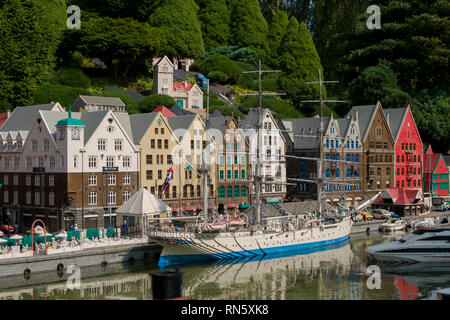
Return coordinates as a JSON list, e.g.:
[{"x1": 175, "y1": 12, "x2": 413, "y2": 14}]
[{"x1": 149, "y1": 217, "x2": 353, "y2": 267}]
